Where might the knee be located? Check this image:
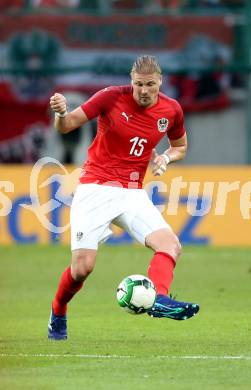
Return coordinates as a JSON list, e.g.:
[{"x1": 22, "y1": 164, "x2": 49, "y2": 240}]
[
  {"x1": 71, "y1": 250, "x2": 96, "y2": 281},
  {"x1": 170, "y1": 234, "x2": 182, "y2": 259},
  {"x1": 158, "y1": 233, "x2": 182, "y2": 260},
  {"x1": 146, "y1": 229, "x2": 182, "y2": 261}
]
